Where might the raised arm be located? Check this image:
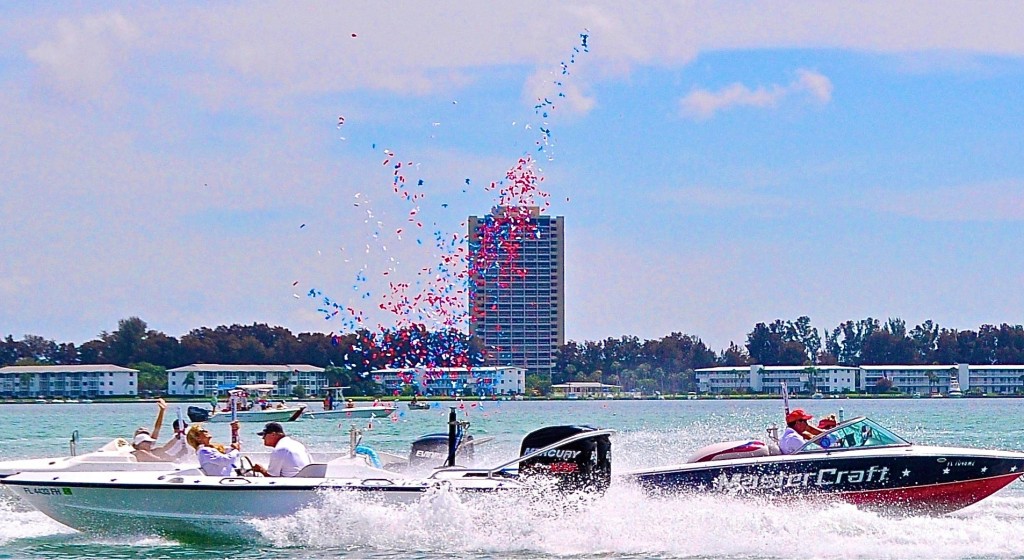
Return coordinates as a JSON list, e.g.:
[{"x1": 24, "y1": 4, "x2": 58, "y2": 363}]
[{"x1": 149, "y1": 398, "x2": 167, "y2": 439}]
